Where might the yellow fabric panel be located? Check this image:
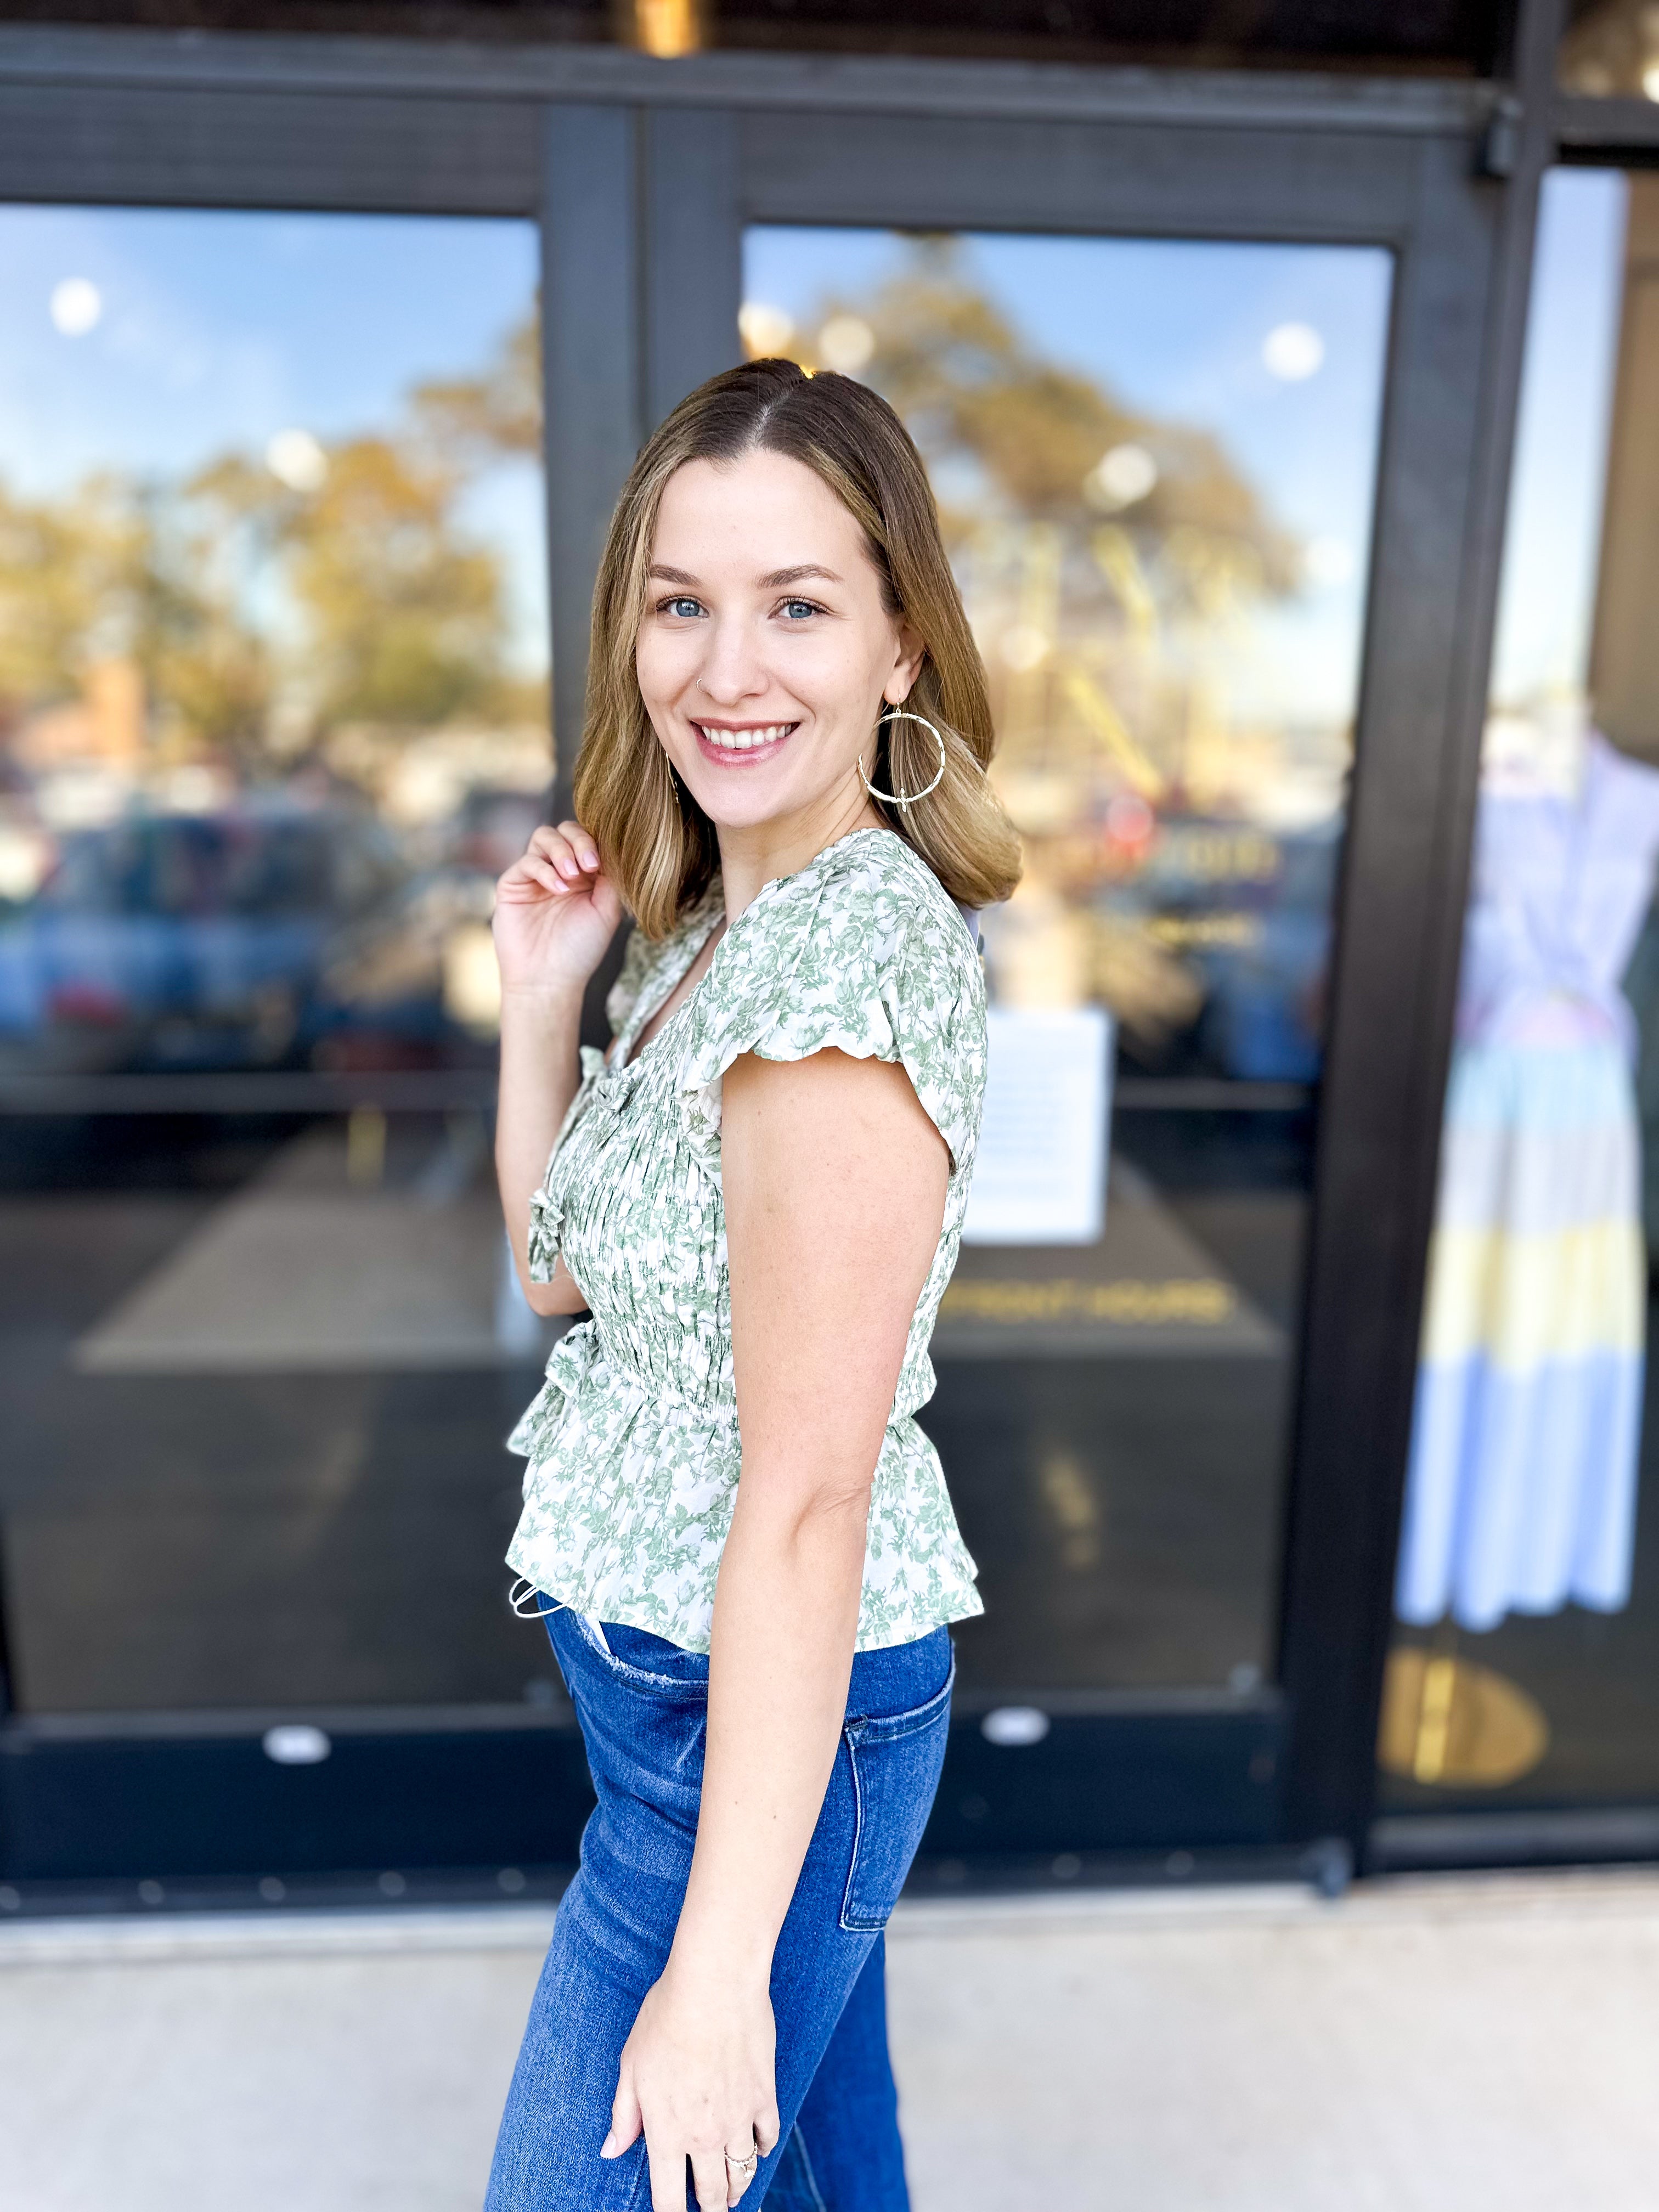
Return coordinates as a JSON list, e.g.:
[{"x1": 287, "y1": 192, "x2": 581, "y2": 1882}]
[{"x1": 1420, "y1": 1217, "x2": 1647, "y2": 1370}]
